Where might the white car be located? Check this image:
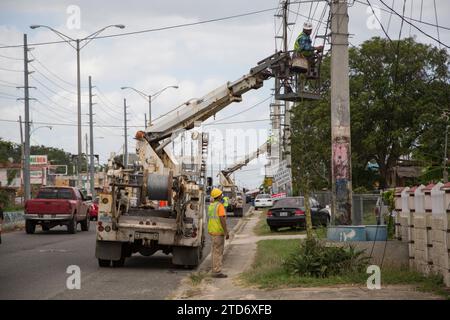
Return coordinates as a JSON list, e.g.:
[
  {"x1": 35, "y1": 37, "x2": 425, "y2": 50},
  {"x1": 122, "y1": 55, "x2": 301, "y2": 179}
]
[{"x1": 254, "y1": 194, "x2": 273, "y2": 210}]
